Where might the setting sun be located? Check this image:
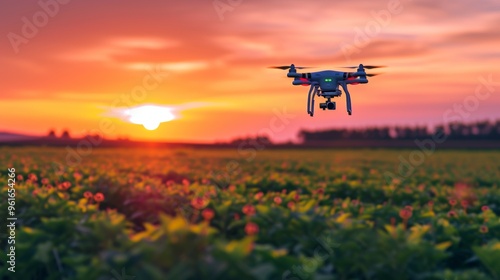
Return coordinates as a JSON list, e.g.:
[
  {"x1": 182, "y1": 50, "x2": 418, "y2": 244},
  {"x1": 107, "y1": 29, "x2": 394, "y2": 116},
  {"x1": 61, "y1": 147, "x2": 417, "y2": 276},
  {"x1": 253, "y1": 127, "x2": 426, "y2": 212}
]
[{"x1": 124, "y1": 105, "x2": 175, "y2": 130}]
